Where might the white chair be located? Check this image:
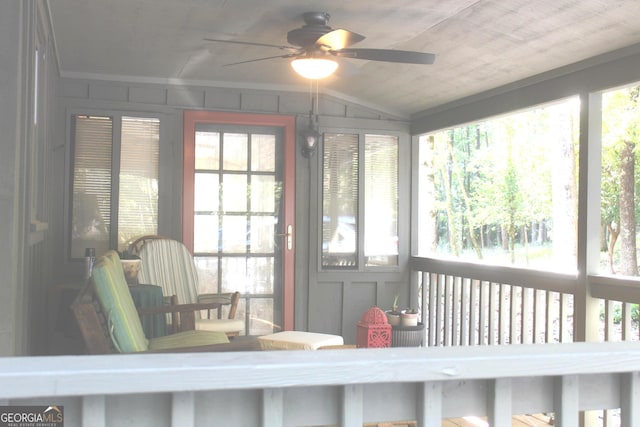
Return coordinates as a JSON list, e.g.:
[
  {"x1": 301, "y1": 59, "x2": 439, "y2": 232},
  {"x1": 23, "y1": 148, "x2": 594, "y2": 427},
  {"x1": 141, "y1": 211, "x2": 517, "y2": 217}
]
[{"x1": 135, "y1": 237, "x2": 244, "y2": 337}]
